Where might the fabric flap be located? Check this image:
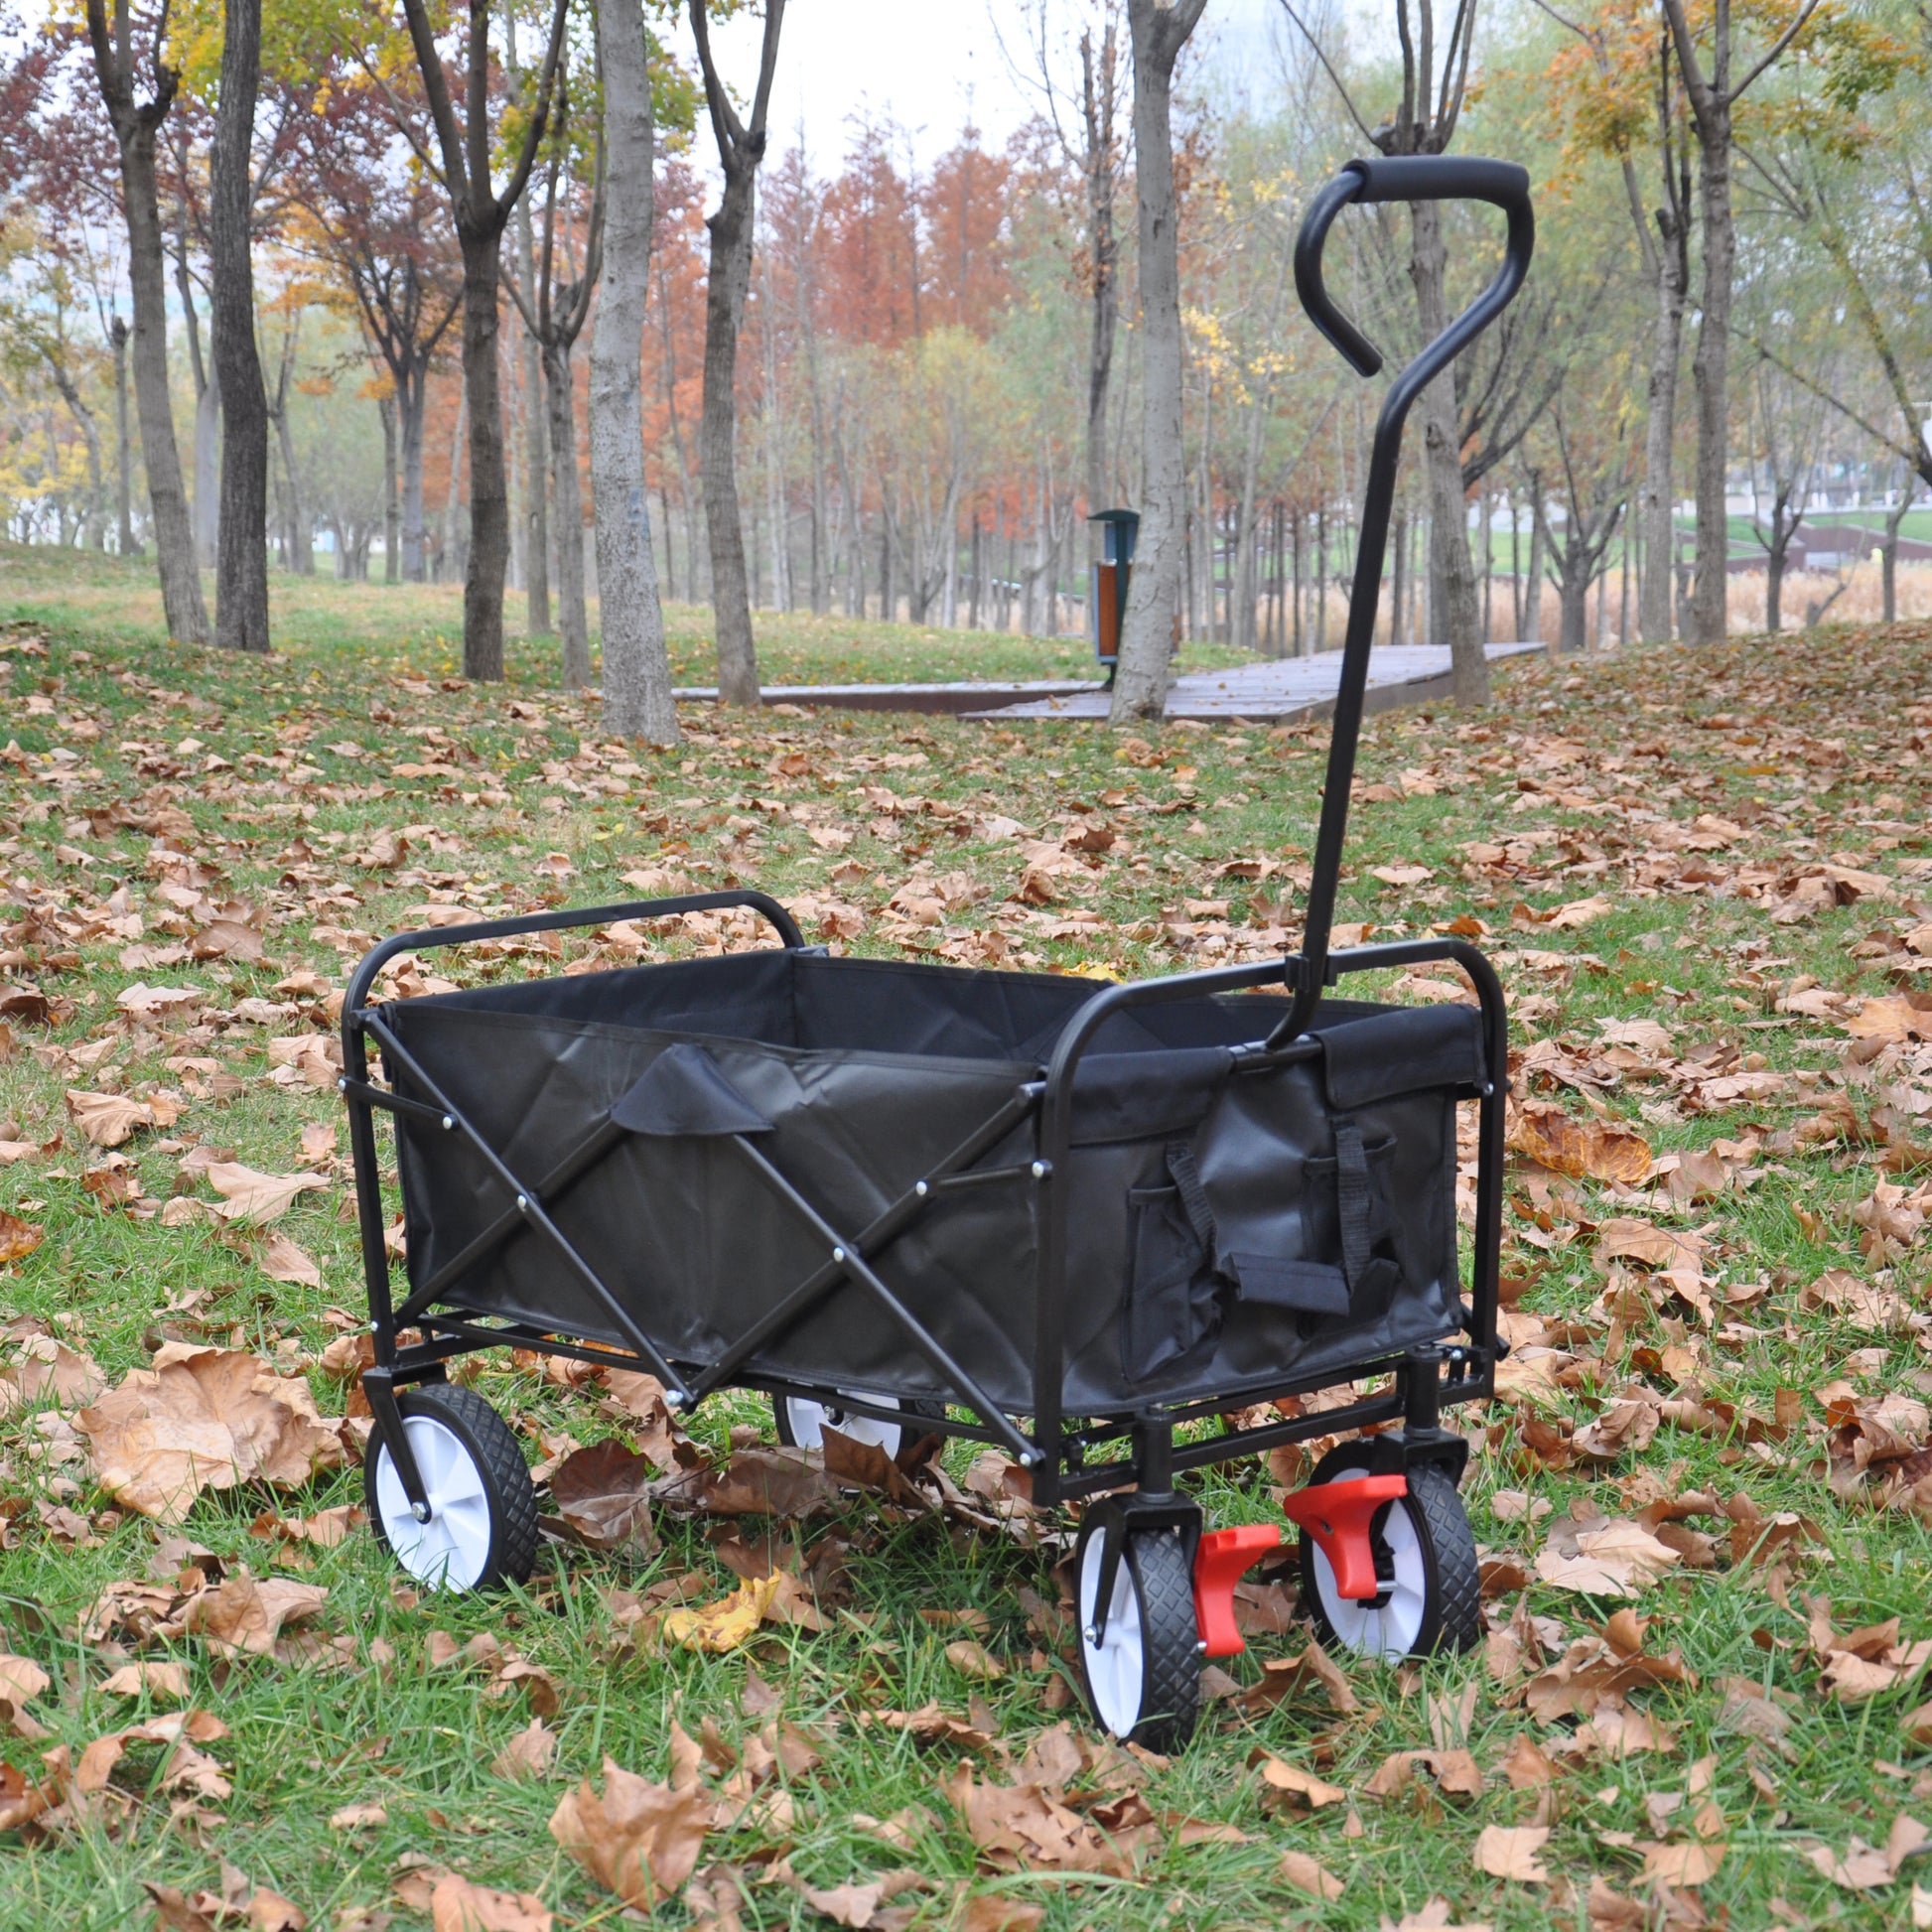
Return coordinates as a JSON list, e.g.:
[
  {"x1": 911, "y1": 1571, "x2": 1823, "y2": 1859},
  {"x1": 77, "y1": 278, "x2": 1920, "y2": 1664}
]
[
  {"x1": 1320, "y1": 1003, "x2": 1484, "y2": 1109},
  {"x1": 1226, "y1": 1253, "x2": 1352, "y2": 1315},
  {"x1": 612, "y1": 1042, "x2": 773, "y2": 1137},
  {"x1": 1068, "y1": 1045, "x2": 1233, "y2": 1147}
]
